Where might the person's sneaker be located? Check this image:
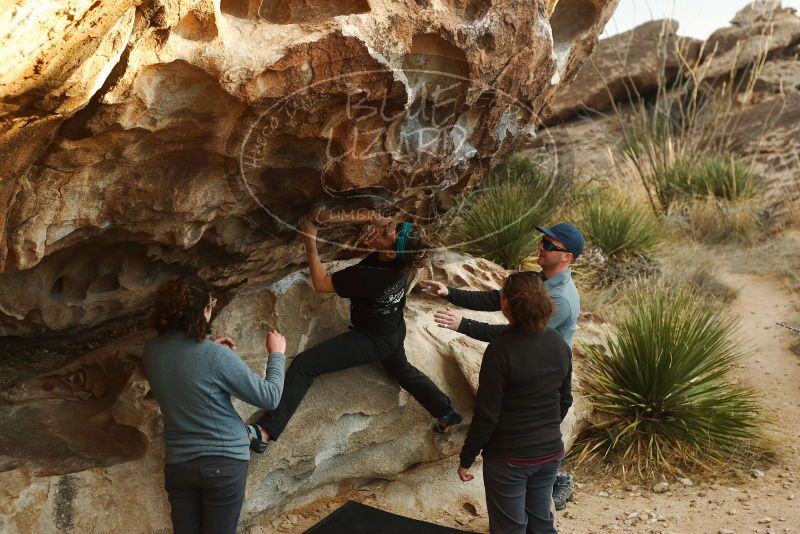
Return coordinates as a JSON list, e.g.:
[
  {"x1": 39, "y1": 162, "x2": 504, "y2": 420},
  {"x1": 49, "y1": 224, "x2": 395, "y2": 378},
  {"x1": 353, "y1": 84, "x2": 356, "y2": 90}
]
[
  {"x1": 247, "y1": 424, "x2": 269, "y2": 454},
  {"x1": 552, "y1": 473, "x2": 573, "y2": 511}
]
